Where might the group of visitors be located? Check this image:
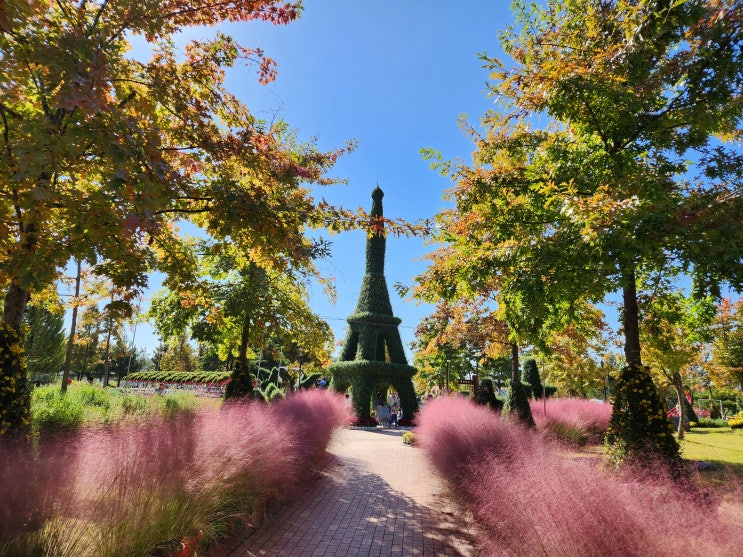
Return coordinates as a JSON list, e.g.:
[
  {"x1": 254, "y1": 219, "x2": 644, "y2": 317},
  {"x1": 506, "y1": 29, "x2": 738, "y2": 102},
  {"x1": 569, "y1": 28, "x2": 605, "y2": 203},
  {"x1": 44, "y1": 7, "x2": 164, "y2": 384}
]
[{"x1": 373, "y1": 391, "x2": 401, "y2": 427}]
